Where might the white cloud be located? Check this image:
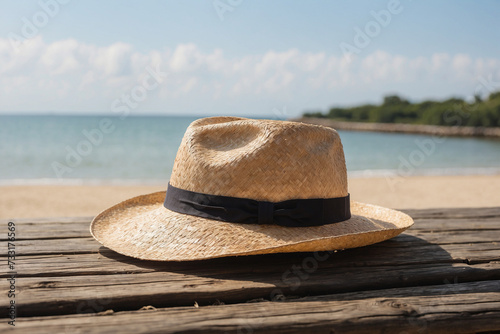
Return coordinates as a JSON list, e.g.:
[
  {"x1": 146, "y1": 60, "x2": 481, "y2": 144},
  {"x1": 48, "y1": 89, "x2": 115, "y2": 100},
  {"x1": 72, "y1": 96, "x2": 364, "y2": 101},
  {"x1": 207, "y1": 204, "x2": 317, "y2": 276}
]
[
  {"x1": 1, "y1": 36, "x2": 500, "y2": 115},
  {"x1": 170, "y1": 43, "x2": 202, "y2": 72}
]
